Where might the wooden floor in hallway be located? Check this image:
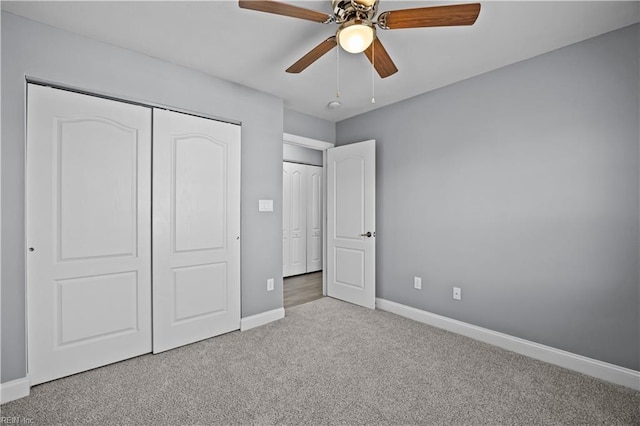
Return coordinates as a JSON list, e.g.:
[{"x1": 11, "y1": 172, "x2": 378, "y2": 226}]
[{"x1": 283, "y1": 271, "x2": 323, "y2": 309}]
